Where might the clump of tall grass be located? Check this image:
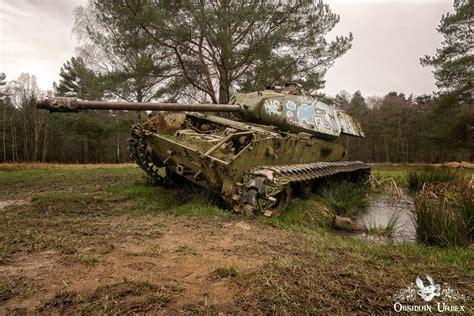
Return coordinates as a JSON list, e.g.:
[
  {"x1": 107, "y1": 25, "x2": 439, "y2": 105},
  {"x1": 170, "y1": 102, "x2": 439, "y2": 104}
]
[
  {"x1": 414, "y1": 177, "x2": 473, "y2": 248},
  {"x1": 406, "y1": 166, "x2": 460, "y2": 192},
  {"x1": 318, "y1": 180, "x2": 368, "y2": 217},
  {"x1": 364, "y1": 212, "x2": 401, "y2": 239}
]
